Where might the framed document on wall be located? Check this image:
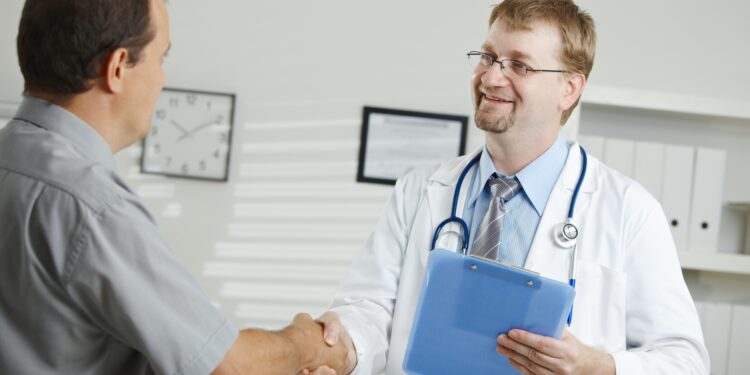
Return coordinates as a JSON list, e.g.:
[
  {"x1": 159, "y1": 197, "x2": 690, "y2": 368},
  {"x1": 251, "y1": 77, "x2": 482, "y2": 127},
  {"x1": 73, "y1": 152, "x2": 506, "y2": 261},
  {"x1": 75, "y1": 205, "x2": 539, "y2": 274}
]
[{"x1": 357, "y1": 106, "x2": 468, "y2": 185}]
